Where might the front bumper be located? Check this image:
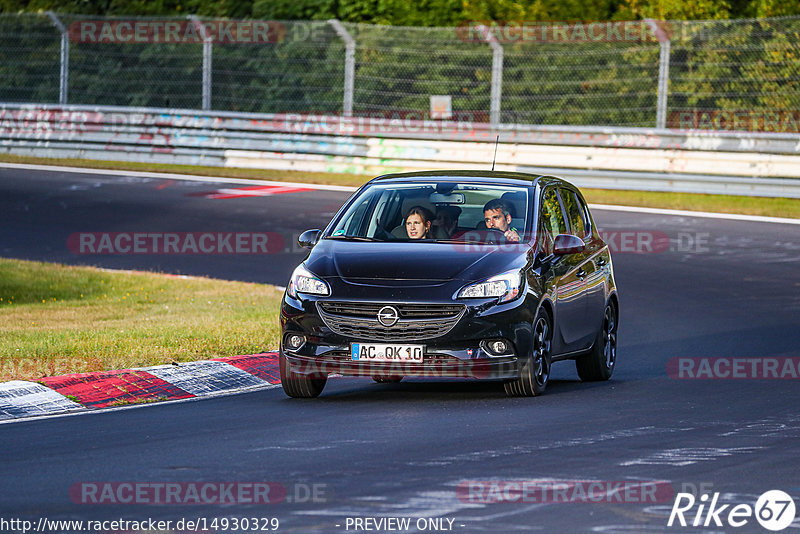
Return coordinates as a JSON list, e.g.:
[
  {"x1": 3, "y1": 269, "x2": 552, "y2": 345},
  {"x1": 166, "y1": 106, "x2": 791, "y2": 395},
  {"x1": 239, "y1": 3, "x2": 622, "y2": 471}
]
[
  {"x1": 282, "y1": 351, "x2": 521, "y2": 380},
  {"x1": 280, "y1": 290, "x2": 538, "y2": 381}
]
